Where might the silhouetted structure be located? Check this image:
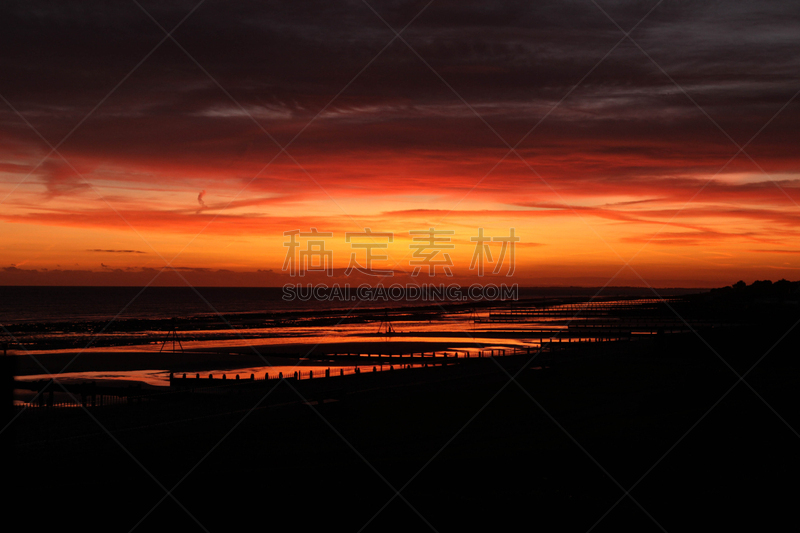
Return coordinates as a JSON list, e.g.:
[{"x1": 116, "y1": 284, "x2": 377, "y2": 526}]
[
  {"x1": 159, "y1": 318, "x2": 184, "y2": 353},
  {"x1": 377, "y1": 310, "x2": 395, "y2": 335}
]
